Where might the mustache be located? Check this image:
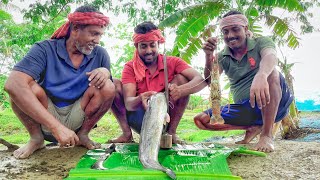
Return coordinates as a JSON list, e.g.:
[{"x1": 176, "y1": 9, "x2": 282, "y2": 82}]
[
  {"x1": 144, "y1": 53, "x2": 154, "y2": 57},
  {"x1": 227, "y1": 37, "x2": 238, "y2": 42}
]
